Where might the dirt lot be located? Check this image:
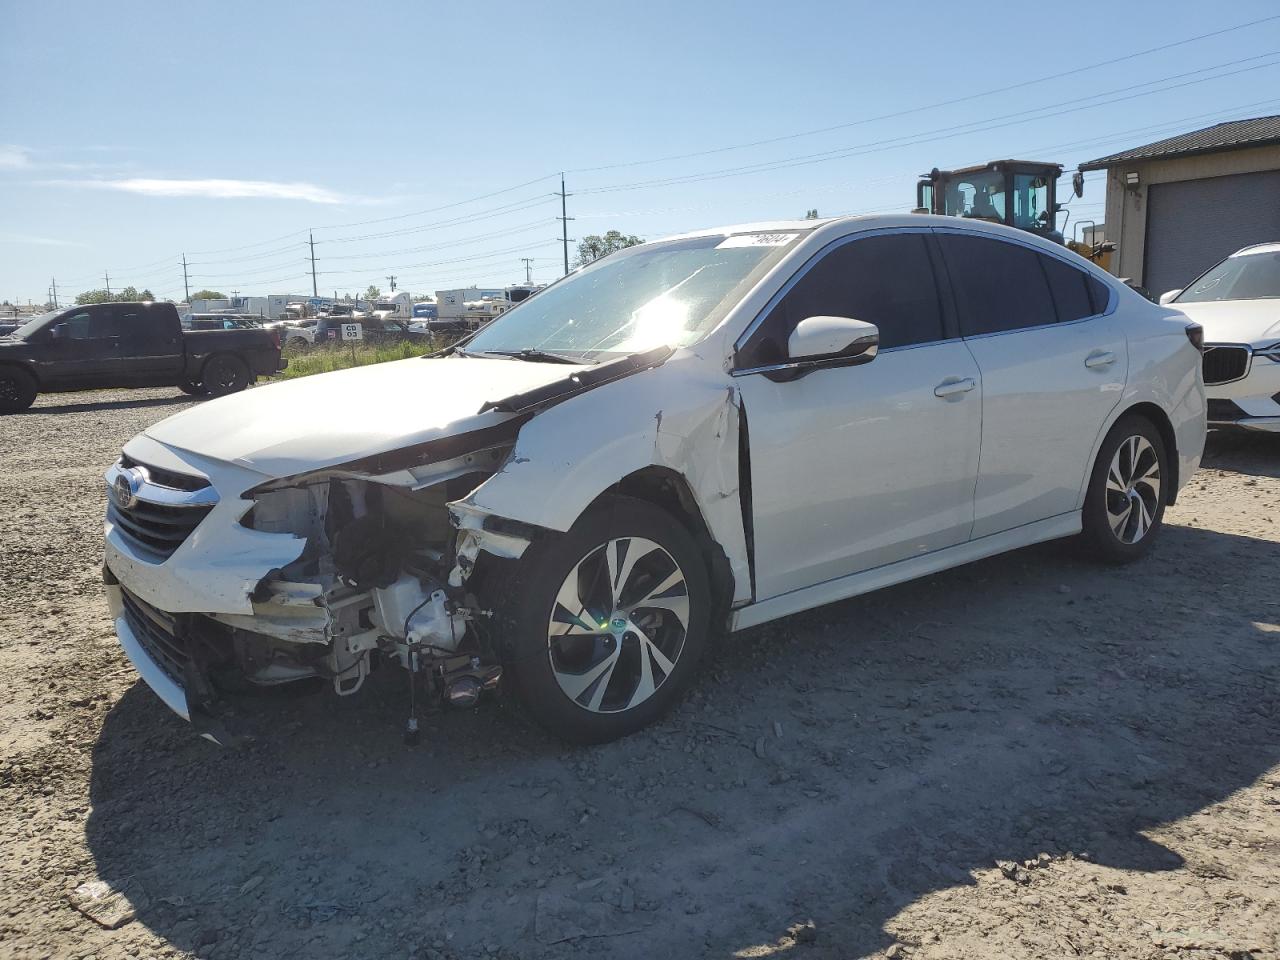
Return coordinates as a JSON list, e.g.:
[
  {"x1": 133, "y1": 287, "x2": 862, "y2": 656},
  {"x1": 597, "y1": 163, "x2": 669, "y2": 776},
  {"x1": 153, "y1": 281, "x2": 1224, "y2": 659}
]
[{"x1": 1, "y1": 385, "x2": 1278, "y2": 960}]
